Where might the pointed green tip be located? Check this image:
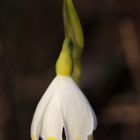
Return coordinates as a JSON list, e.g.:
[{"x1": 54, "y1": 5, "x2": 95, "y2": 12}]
[{"x1": 63, "y1": 0, "x2": 84, "y2": 48}]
